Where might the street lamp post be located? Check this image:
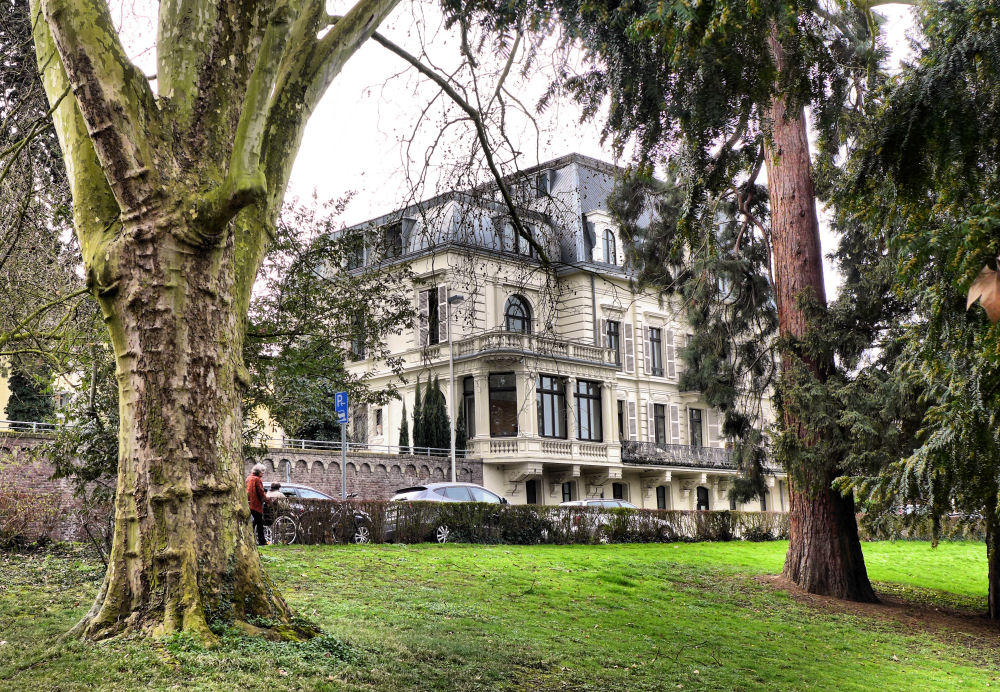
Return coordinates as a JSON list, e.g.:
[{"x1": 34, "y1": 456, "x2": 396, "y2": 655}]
[{"x1": 447, "y1": 291, "x2": 465, "y2": 482}]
